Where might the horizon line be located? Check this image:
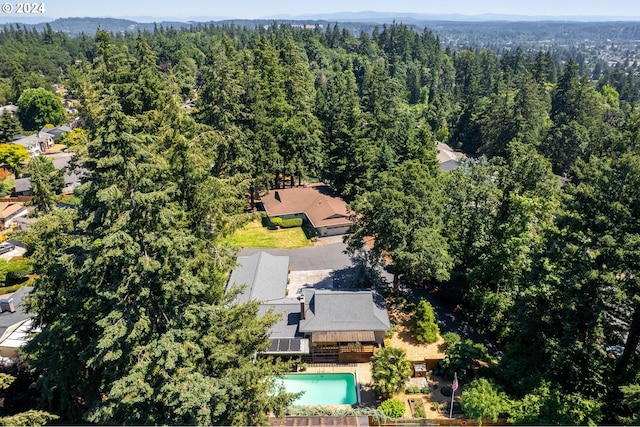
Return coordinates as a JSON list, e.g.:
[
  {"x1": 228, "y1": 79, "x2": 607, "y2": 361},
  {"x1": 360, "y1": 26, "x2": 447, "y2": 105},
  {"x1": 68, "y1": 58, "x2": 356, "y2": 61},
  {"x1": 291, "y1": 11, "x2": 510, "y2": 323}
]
[{"x1": 1, "y1": 11, "x2": 640, "y2": 24}]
